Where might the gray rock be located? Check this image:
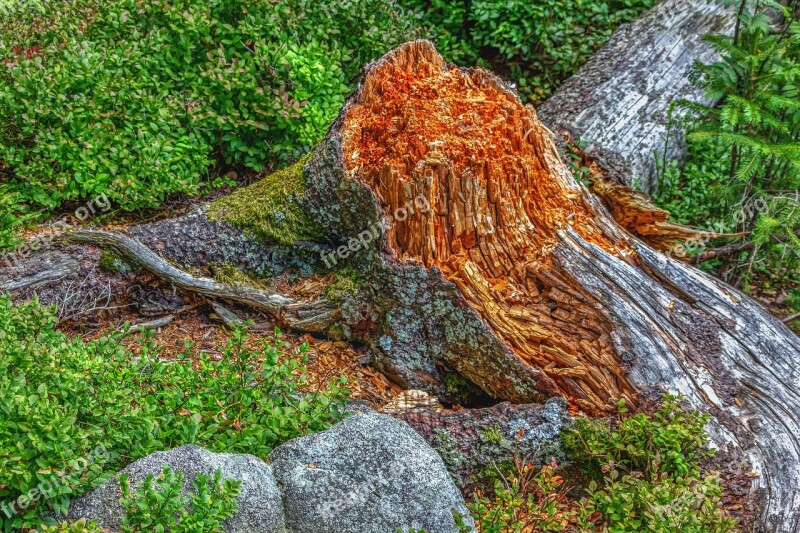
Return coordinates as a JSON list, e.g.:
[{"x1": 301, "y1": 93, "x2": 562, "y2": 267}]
[
  {"x1": 66, "y1": 445, "x2": 286, "y2": 533},
  {"x1": 269, "y1": 413, "x2": 475, "y2": 533}
]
